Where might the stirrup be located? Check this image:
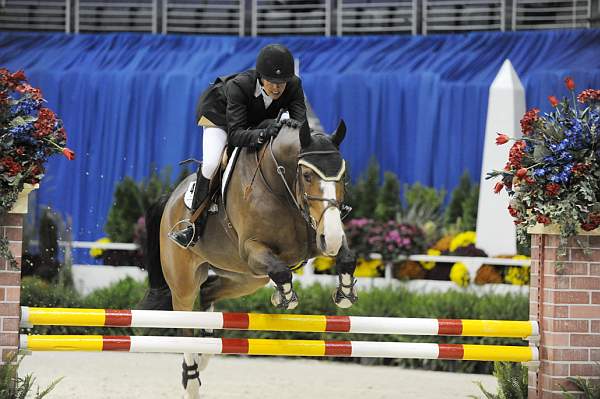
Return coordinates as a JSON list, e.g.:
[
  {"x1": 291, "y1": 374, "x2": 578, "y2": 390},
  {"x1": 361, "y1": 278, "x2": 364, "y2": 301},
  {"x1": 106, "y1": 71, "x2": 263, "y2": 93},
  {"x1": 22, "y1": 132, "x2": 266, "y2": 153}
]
[{"x1": 168, "y1": 220, "x2": 196, "y2": 249}]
